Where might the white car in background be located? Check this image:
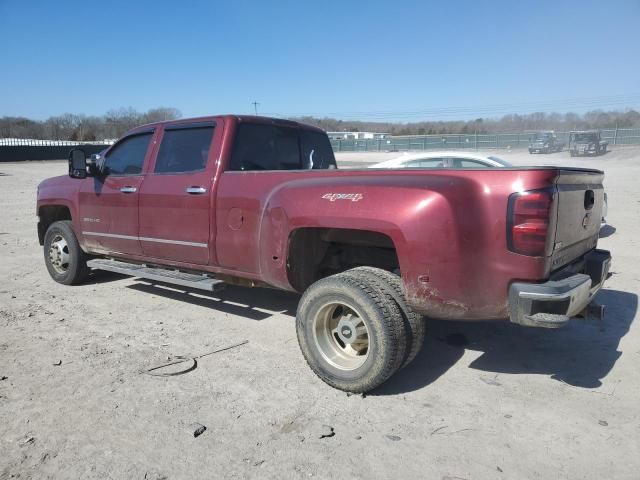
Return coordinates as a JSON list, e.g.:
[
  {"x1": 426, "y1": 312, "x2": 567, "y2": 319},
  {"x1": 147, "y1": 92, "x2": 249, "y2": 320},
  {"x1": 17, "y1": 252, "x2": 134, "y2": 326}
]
[
  {"x1": 369, "y1": 151, "x2": 513, "y2": 169},
  {"x1": 369, "y1": 151, "x2": 608, "y2": 226}
]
